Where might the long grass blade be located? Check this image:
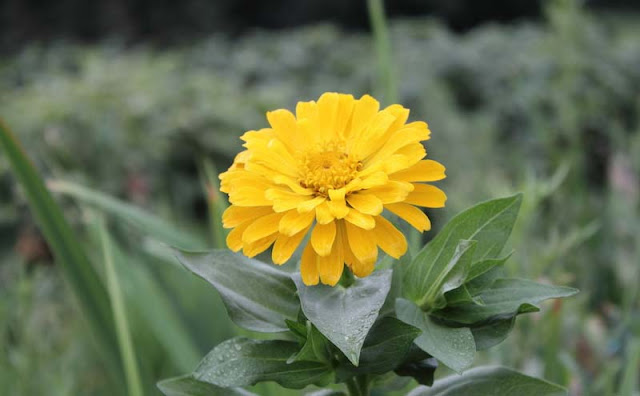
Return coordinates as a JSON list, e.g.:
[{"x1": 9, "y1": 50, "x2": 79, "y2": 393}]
[
  {"x1": 619, "y1": 337, "x2": 640, "y2": 396},
  {"x1": 98, "y1": 216, "x2": 144, "y2": 396},
  {"x1": 48, "y1": 179, "x2": 205, "y2": 249},
  {"x1": 367, "y1": 0, "x2": 397, "y2": 103},
  {"x1": 0, "y1": 119, "x2": 122, "y2": 378}
]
